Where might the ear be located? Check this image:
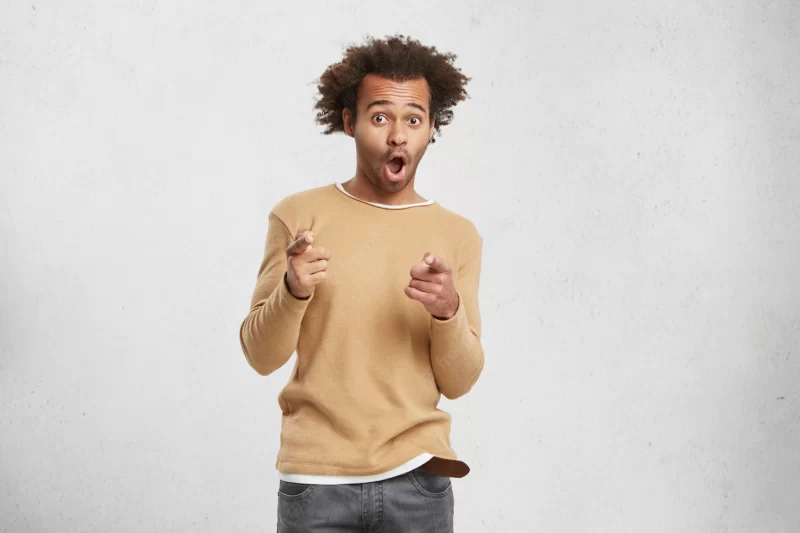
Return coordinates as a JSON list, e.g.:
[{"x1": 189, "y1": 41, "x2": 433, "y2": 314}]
[
  {"x1": 429, "y1": 118, "x2": 436, "y2": 142},
  {"x1": 342, "y1": 108, "x2": 355, "y2": 137}
]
